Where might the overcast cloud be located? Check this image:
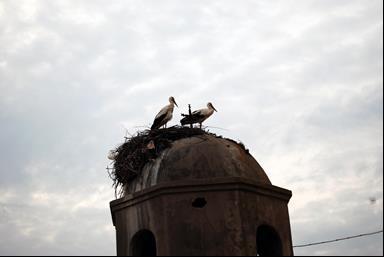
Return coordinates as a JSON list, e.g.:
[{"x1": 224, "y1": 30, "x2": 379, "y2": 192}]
[{"x1": 0, "y1": 0, "x2": 382, "y2": 255}]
